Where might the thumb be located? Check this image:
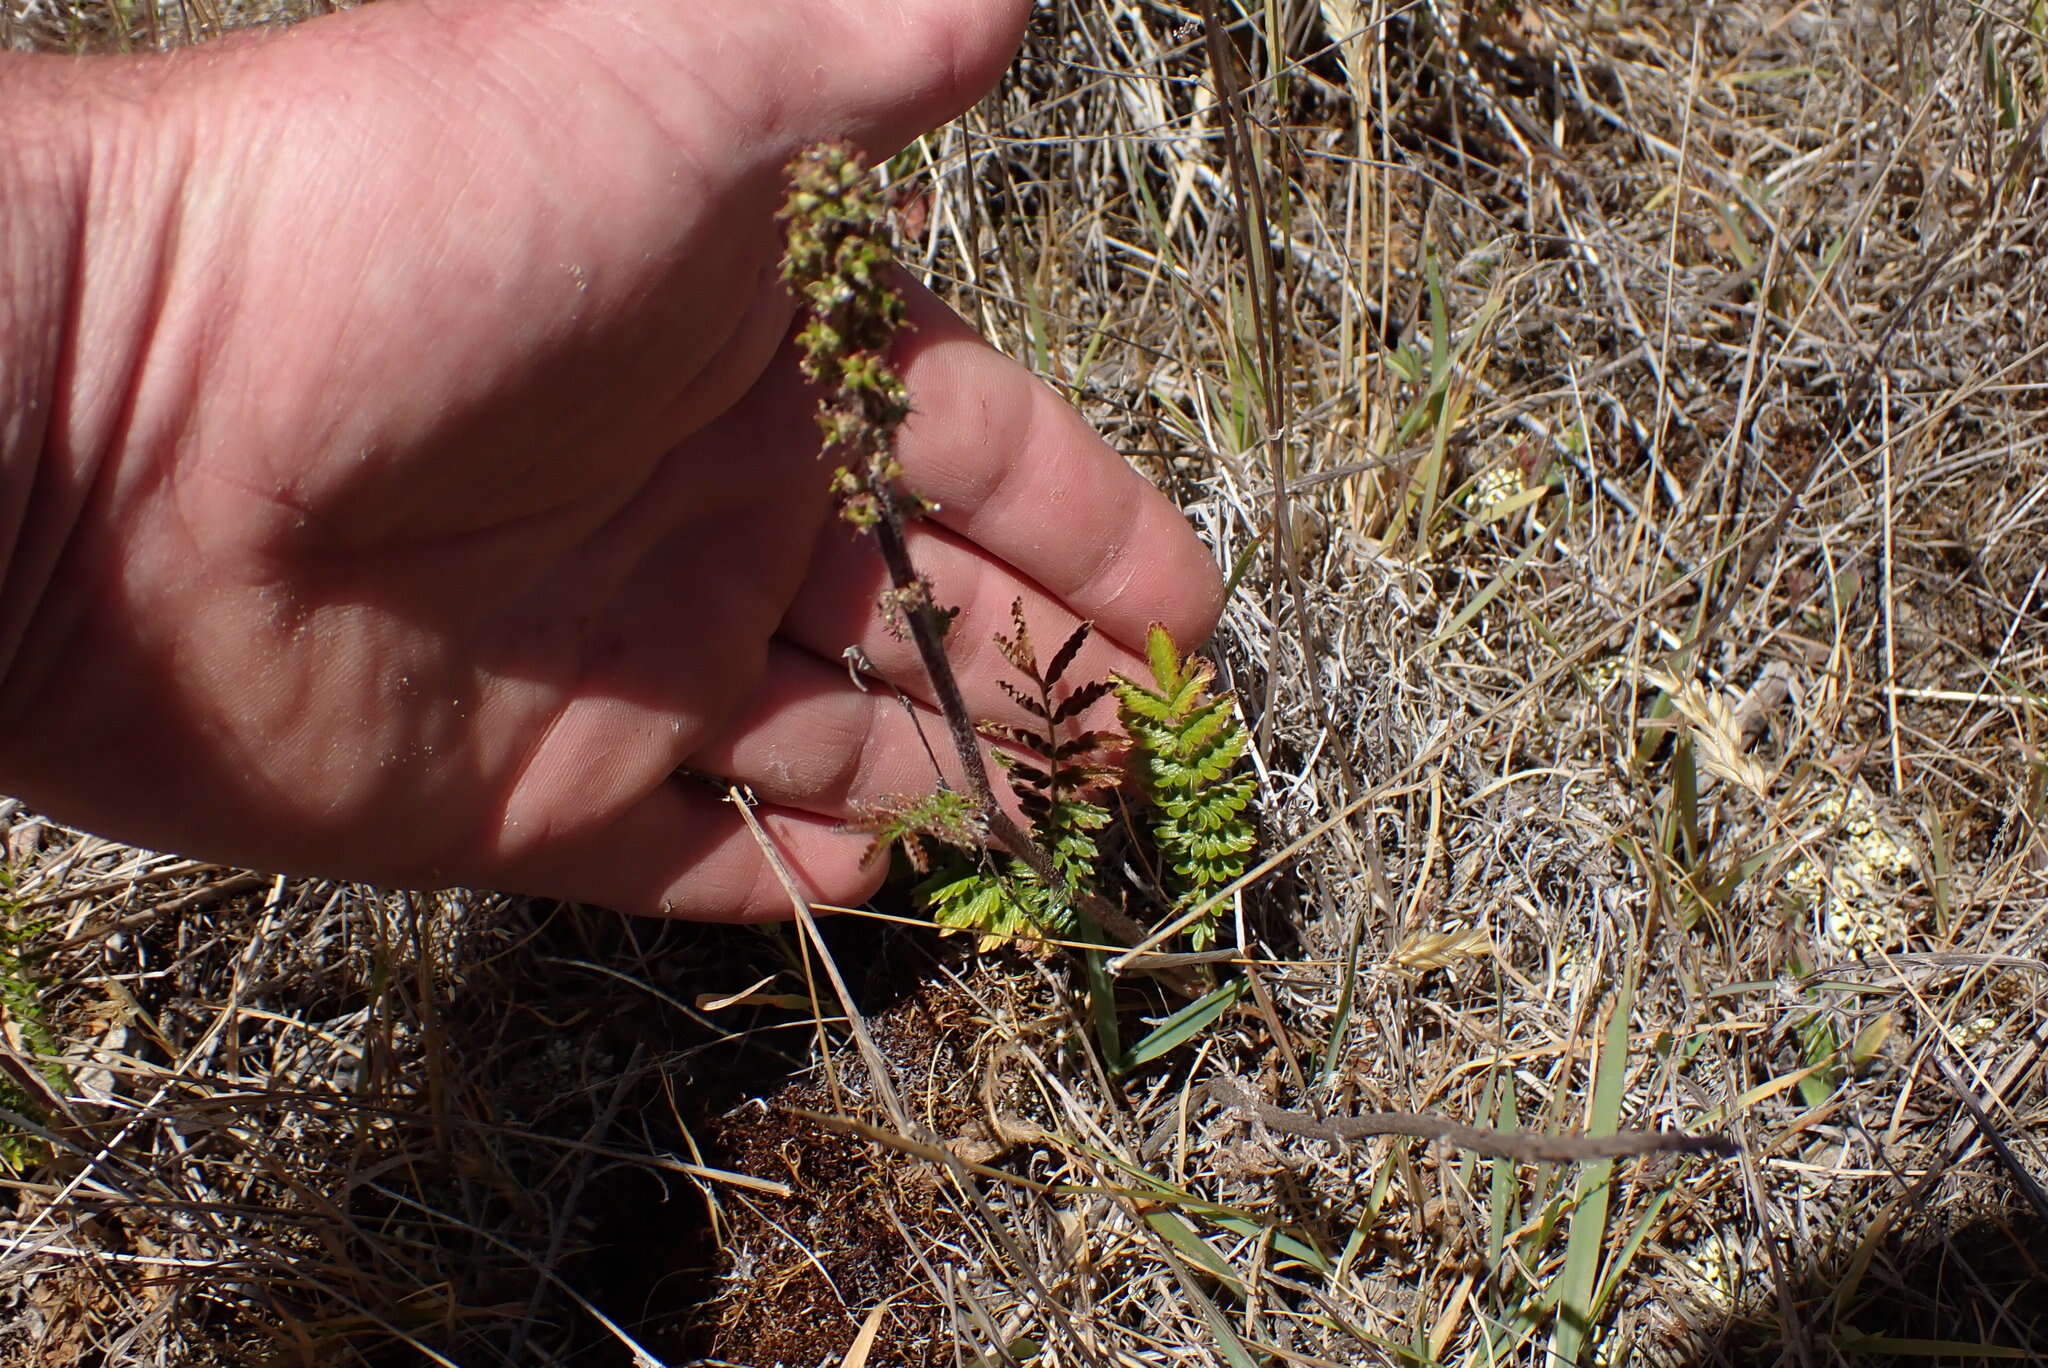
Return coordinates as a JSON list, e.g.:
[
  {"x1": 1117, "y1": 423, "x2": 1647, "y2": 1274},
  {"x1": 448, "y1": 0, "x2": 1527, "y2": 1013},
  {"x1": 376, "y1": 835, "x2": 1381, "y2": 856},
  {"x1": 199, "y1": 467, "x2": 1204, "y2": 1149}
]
[
  {"x1": 460, "y1": 0, "x2": 1032, "y2": 169},
  {"x1": 758, "y1": 0, "x2": 1036, "y2": 157}
]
